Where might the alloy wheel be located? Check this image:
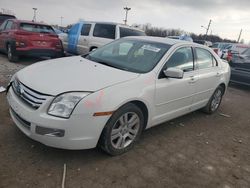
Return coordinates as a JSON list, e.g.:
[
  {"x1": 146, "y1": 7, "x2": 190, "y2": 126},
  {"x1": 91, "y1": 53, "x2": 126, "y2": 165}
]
[
  {"x1": 211, "y1": 89, "x2": 222, "y2": 112},
  {"x1": 111, "y1": 112, "x2": 140, "y2": 149}
]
